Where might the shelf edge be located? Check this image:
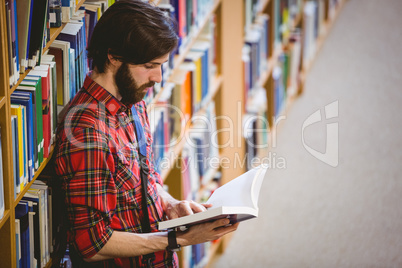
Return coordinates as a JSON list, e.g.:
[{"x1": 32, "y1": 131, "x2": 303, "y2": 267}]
[{"x1": 0, "y1": 209, "x2": 10, "y2": 230}]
